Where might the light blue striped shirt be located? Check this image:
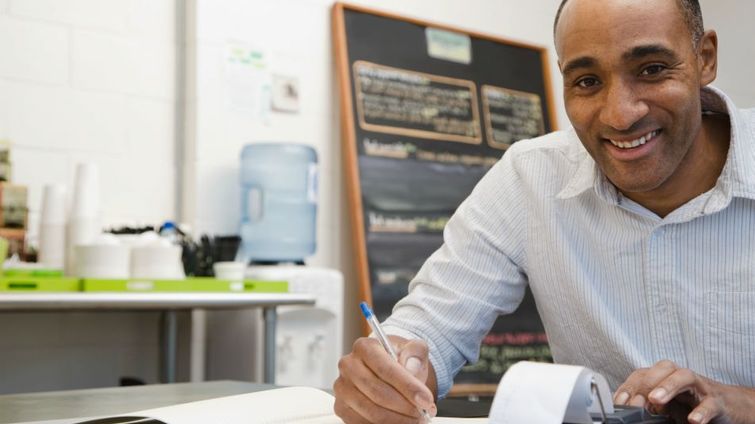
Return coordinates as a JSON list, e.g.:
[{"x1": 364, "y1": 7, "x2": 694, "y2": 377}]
[{"x1": 383, "y1": 86, "x2": 755, "y2": 398}]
